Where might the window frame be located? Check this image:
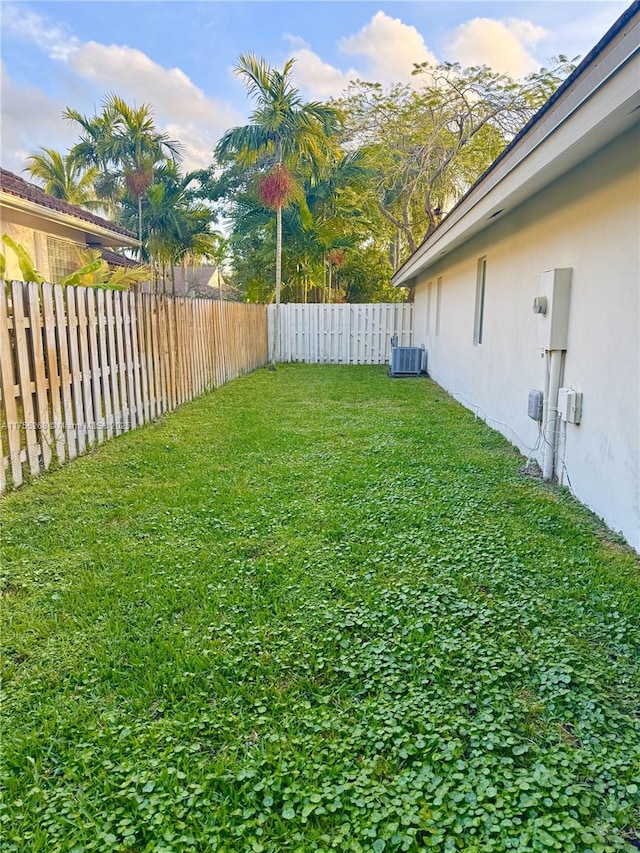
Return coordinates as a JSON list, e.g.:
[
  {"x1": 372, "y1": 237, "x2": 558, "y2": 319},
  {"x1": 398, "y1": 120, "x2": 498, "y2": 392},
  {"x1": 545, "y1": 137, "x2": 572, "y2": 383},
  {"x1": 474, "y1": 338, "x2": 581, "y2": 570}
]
[{"x1": 473, "y1": 257, "x2": 487, "y2": 346}]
